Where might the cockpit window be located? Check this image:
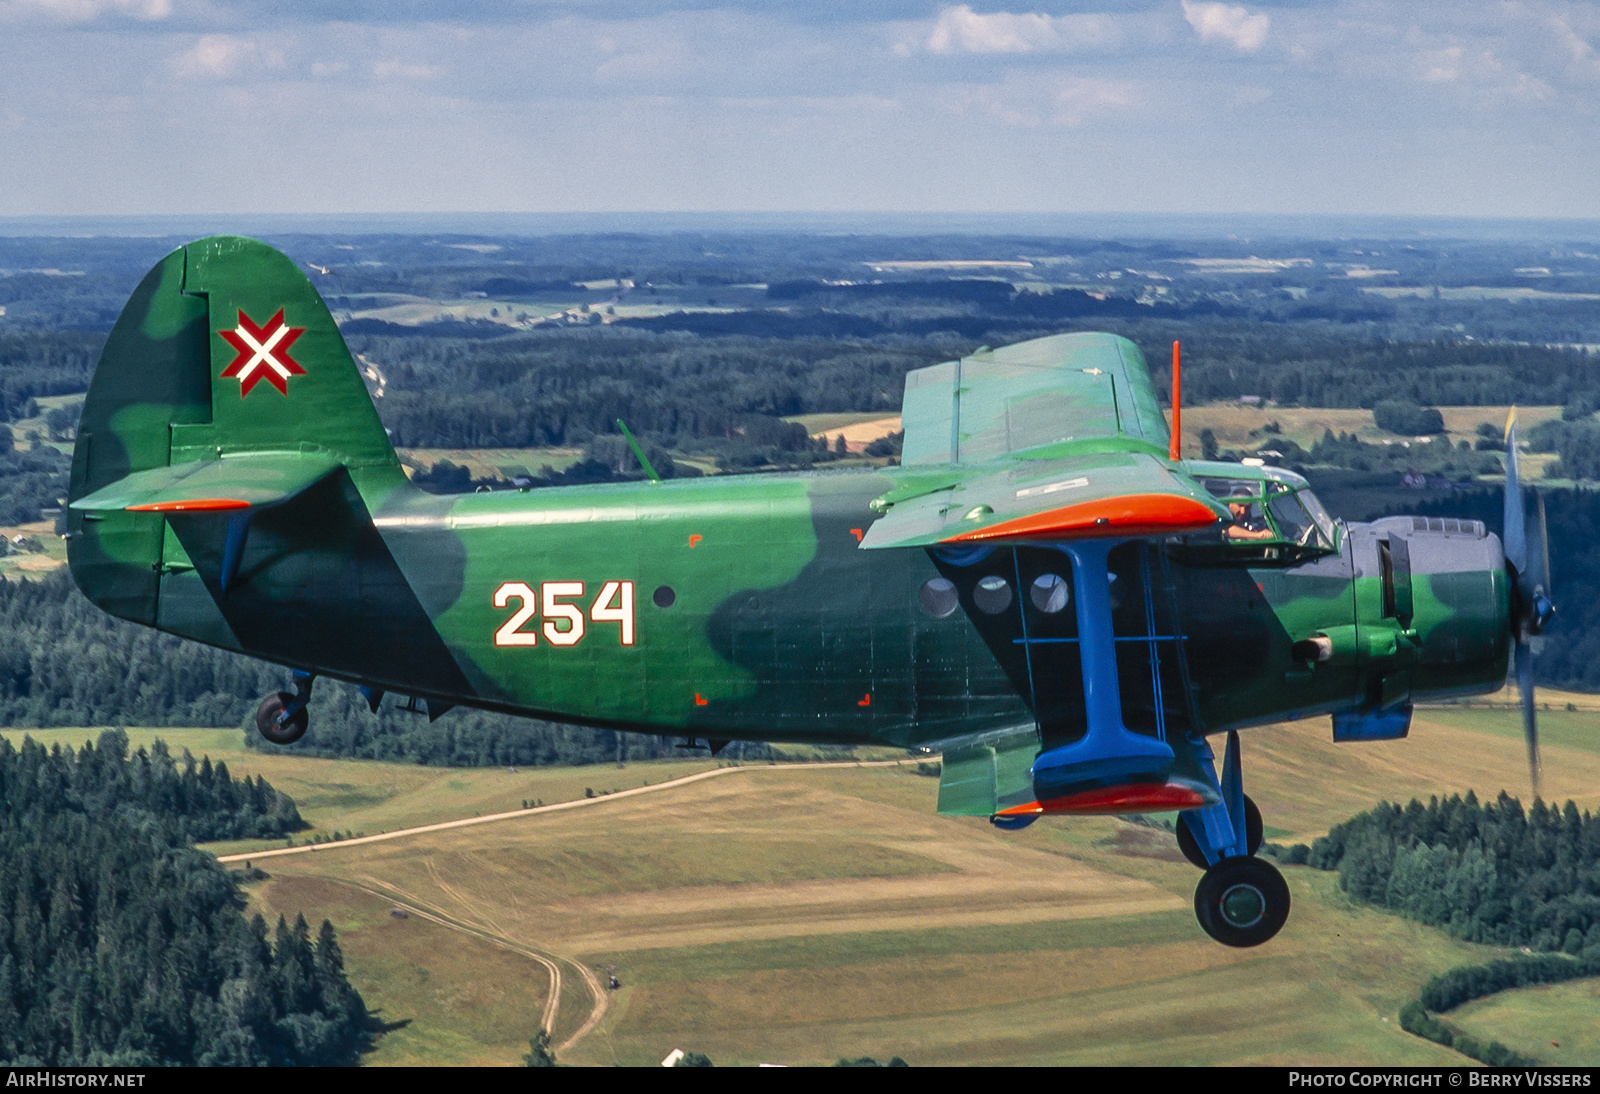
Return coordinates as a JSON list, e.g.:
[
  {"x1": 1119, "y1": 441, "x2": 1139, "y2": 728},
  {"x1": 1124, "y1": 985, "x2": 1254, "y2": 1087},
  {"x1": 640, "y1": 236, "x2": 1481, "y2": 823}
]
[
  {"x1": 1265, "y1": 484, "x2": 1335, "y2": 550},
  {"x1": 1297, "y1": 488, "x2": 1337, "y2": 545},
  {"x1": 1179, "y1": 475, "x2": 1337, "y2": 563}
]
